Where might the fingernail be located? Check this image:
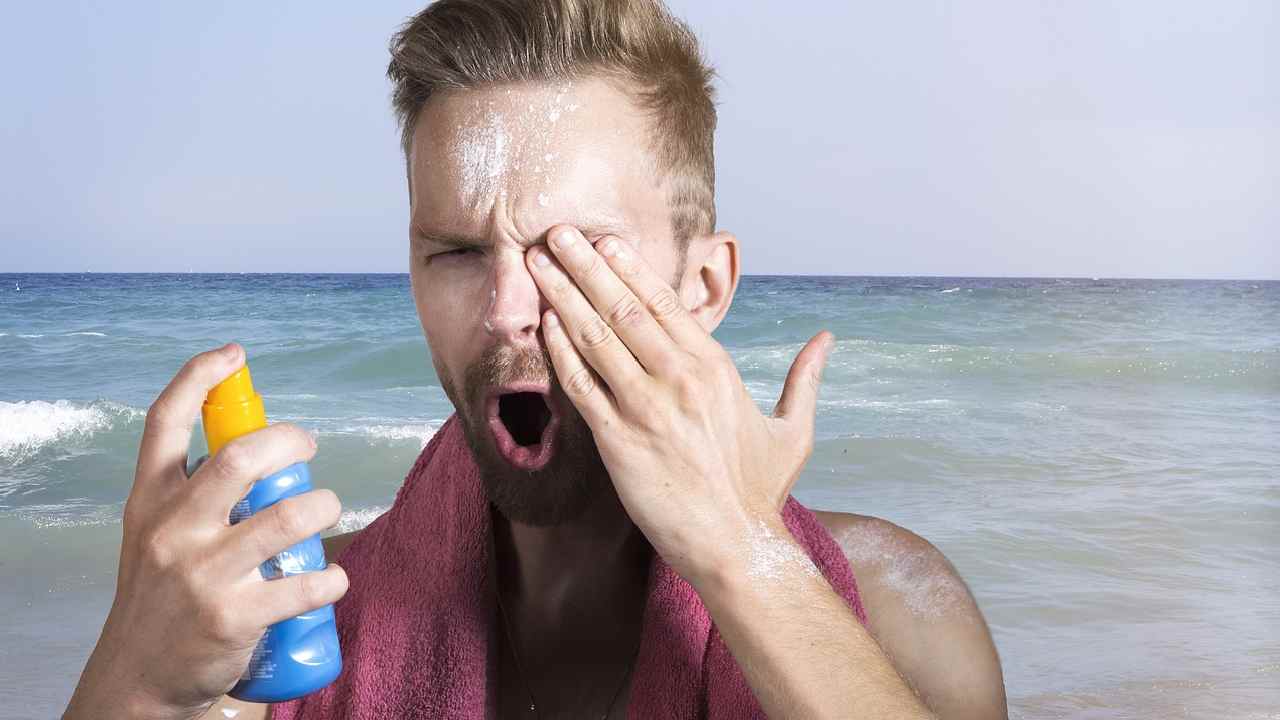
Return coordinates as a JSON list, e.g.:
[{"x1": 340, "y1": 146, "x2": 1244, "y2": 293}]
[
  {"x1": 600, "y1": 238, "x2": 620, "y2": 257},
  {"x1": 221, "y1": 342, "x2": 239, "y2": 358},
  {"x1": 545, "y1": 310, "x2": 560, "y2": 328},
  {"x1": 551, "y1": 227, "x2": 579, "y2": 249},
  {"x1": 532, "y1": 247, "x2": 551, "y2": 267}
]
